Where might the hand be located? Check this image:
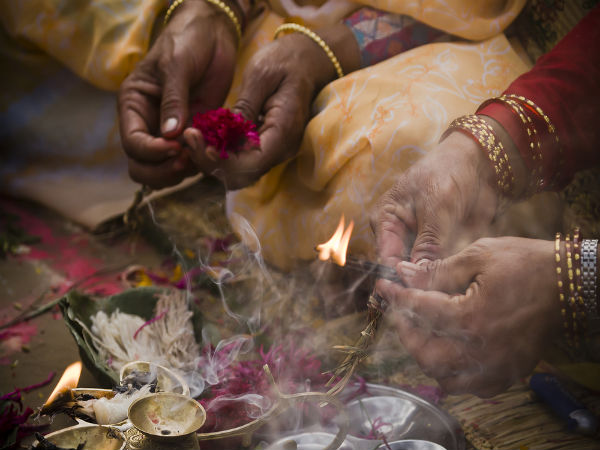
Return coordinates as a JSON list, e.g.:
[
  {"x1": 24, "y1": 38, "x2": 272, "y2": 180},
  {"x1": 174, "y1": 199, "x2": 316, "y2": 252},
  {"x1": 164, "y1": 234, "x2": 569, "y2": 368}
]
[
  {"x1": 372, "y1": 130, "x2": 503, "y2": 270},
  {"x1": 377, "y1": 236, "x2": 562, "y2": 397},
  {"x1": 185, "y1": 23, "x2": 360, "y2": 190},
  {"x1": 118, "y1": 0, "x2": 239, "y2": 189}
]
